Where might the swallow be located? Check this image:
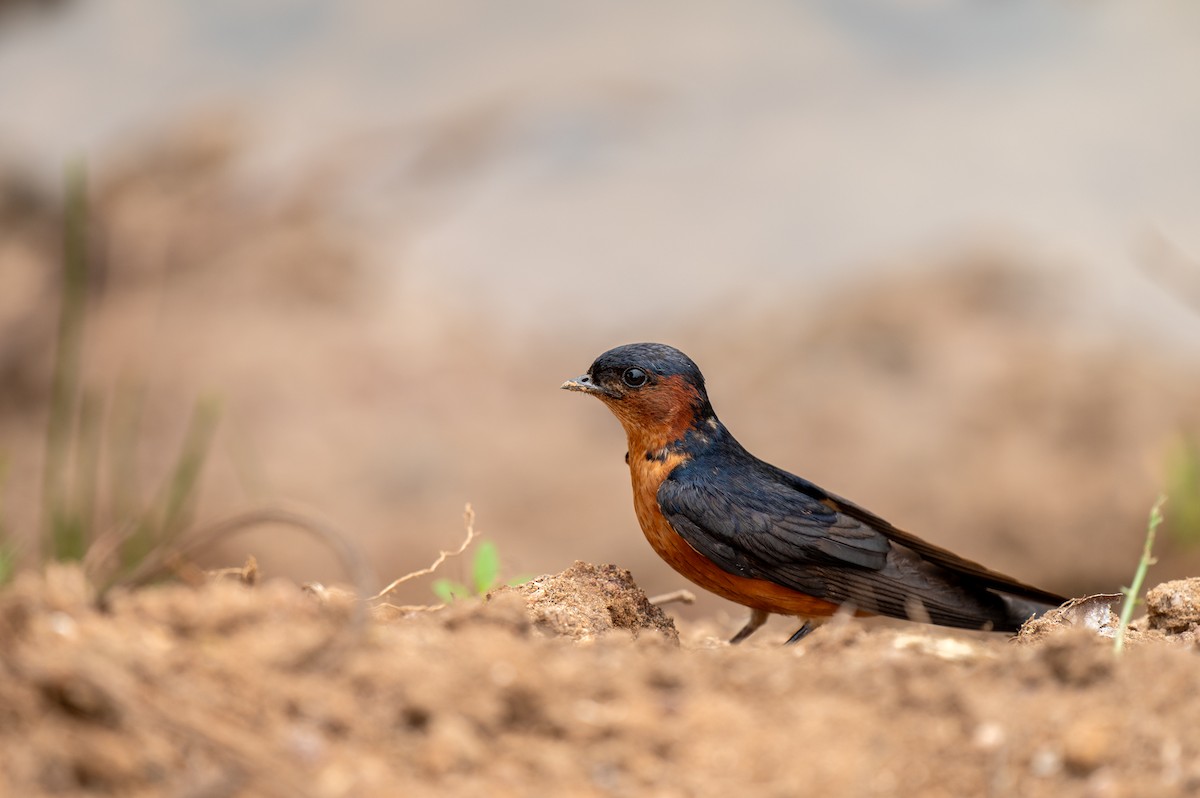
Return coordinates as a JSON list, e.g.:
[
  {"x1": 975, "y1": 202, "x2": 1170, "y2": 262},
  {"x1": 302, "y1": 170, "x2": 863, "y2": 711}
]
[{"x1": 562, "y1": 342, "x2": 1066, "y2": 644}]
